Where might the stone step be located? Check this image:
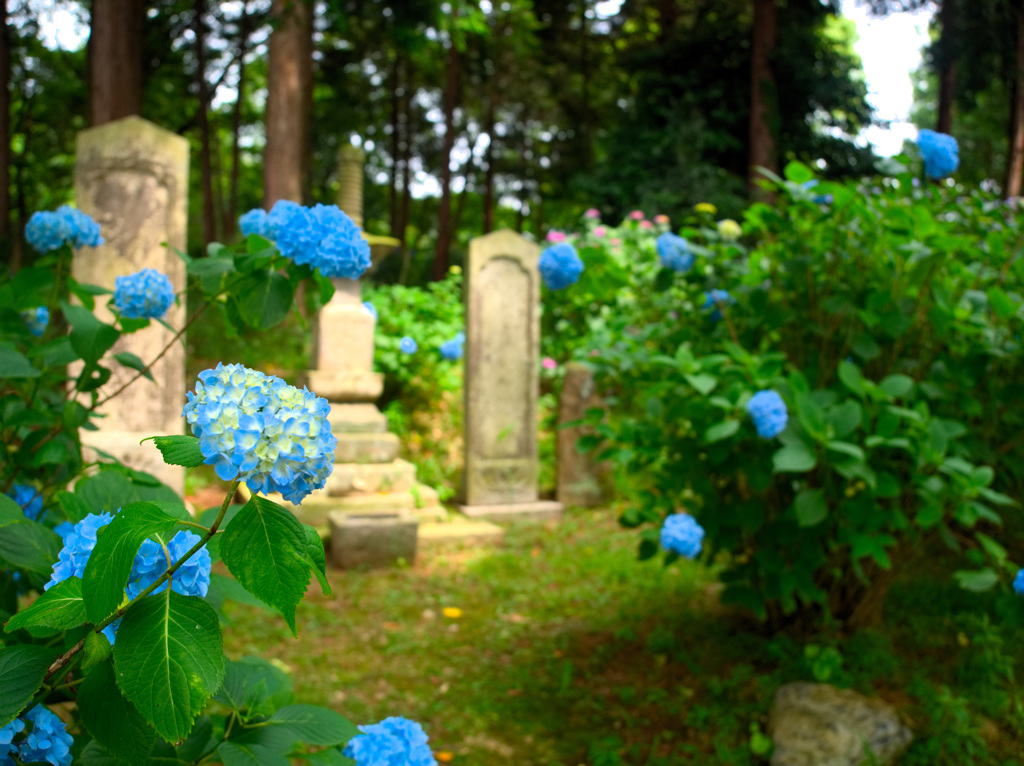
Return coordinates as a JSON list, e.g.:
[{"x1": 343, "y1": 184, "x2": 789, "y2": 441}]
[
  {"x1": 458, "y1": 500, "x2": 564, "y2": 523},
  {"x1": 417, "y1": 519, "x2": 505, "y2": 547},
  {"x1": 333, "y1": 432, "x2": 400, "y2": 464},
  {"x1": 328, "y1": 403, "x2": 388, "y2": 434},
  {"x1": 409, "y1": 483, "x2": 439, "y2": 509},
  {"x1": 307, "y1": 370, "x2": 383, "y2": 402},
  {"x1": 412, "y1": 505, "x2": 447, "y2": 522},
  {"x1": 326, "y1": 459, "x2": 416, "y2": 495}
]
